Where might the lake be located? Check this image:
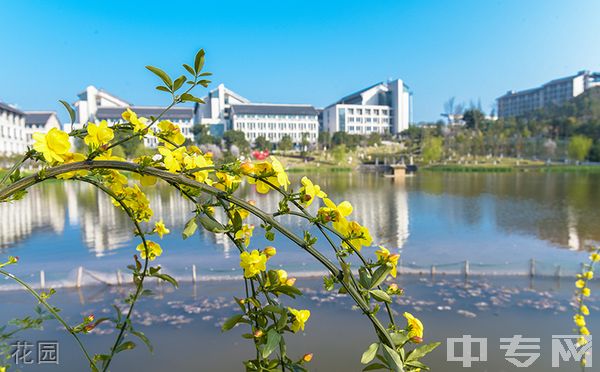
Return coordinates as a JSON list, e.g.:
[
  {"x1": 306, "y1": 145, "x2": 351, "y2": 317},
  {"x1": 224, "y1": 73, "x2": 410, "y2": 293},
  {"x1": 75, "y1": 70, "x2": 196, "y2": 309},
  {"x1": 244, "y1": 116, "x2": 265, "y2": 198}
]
[
  {"x1": 1, "y1": 171, "x2": 599, "y2": 284},
  {"x1": 1, "y1": 171, "x2": 599, "y2": 371}
]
